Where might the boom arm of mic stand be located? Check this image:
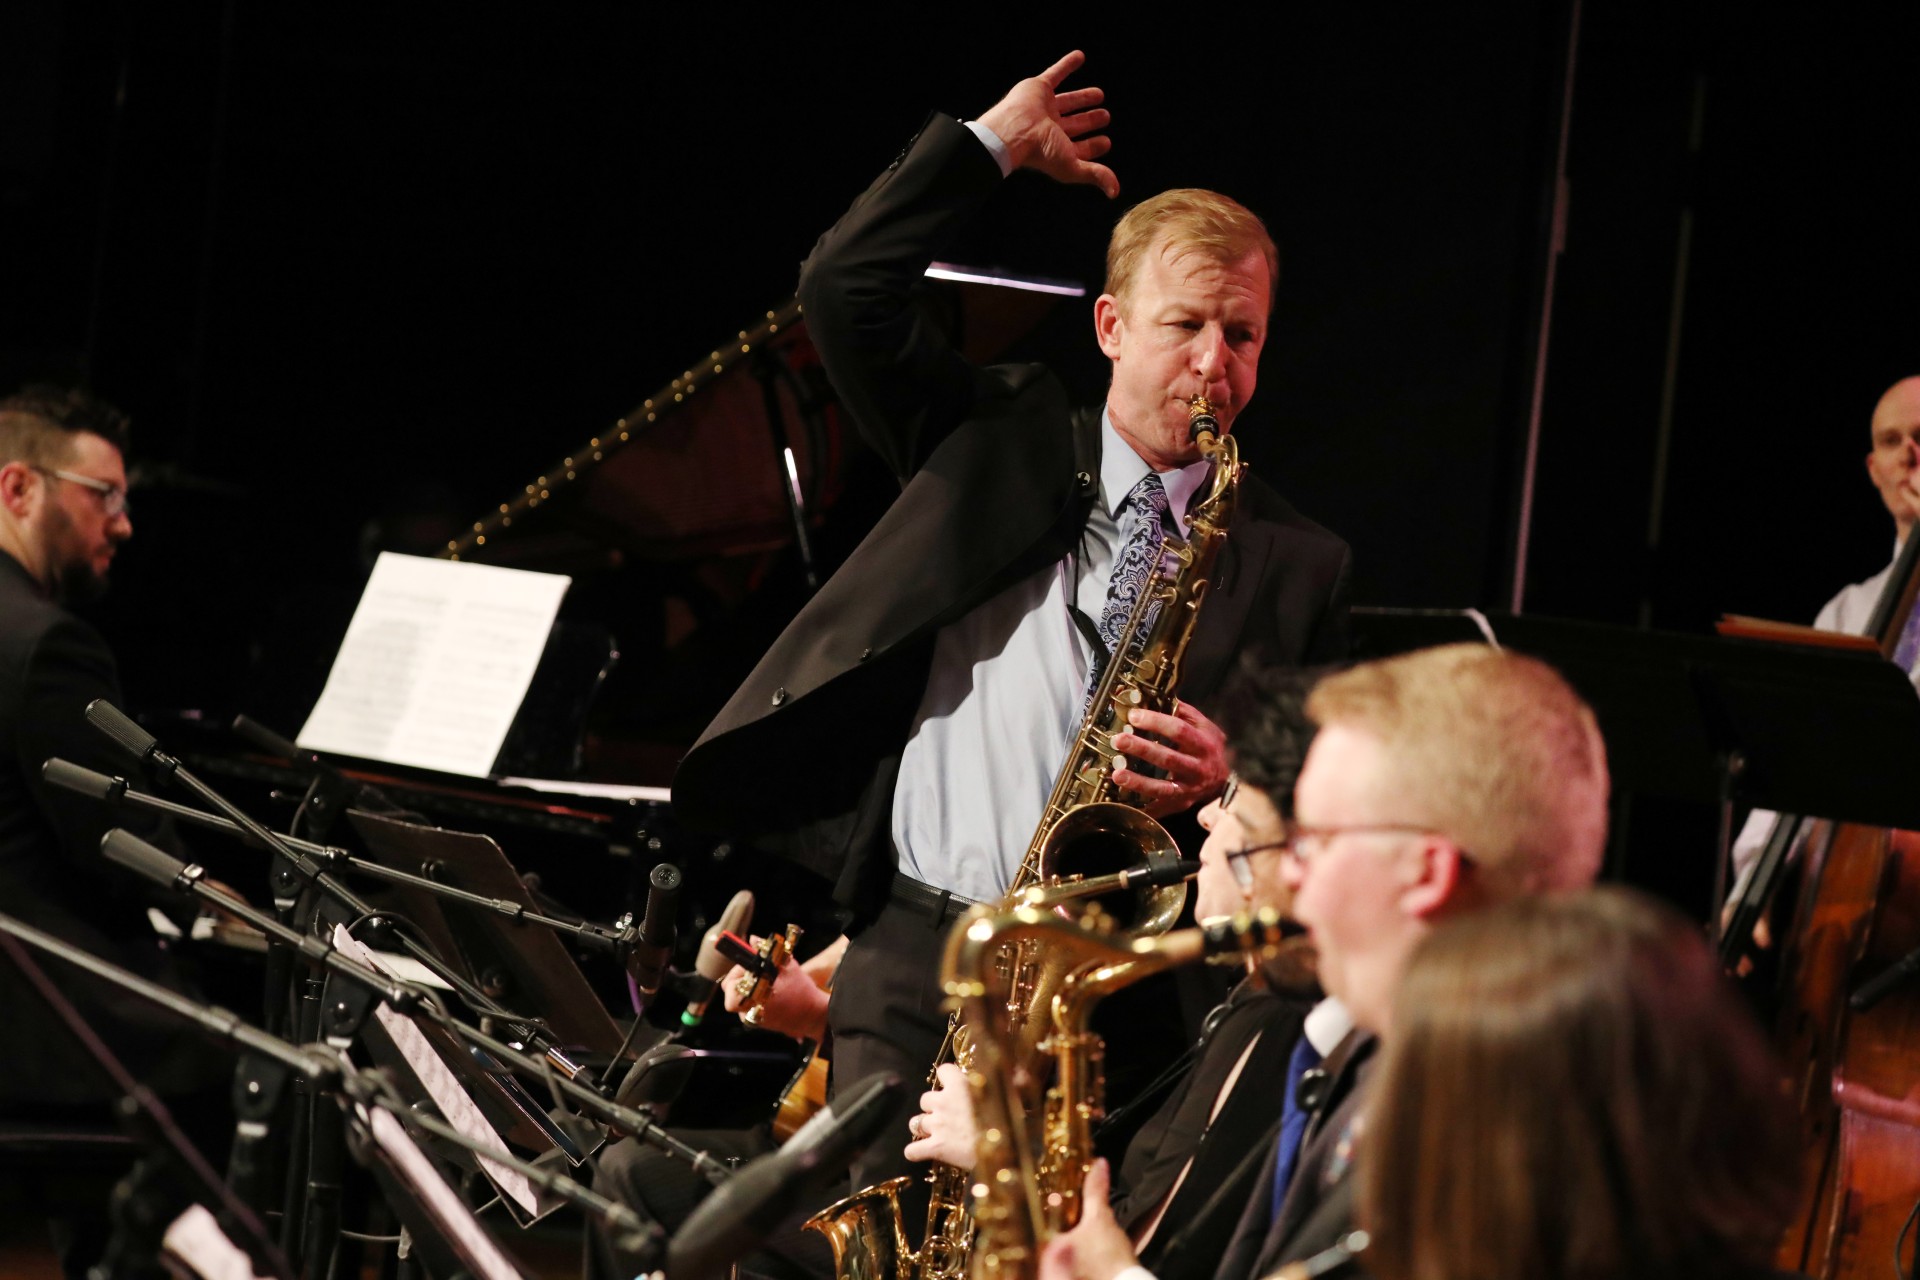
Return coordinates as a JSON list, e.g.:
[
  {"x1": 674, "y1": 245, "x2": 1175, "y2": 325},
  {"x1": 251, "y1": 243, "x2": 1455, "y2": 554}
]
[
  {"x1": 0, "y1": 910, "x2": 664, "y2": 1259},
  {"x1": 76, "y1": 705, "x2": 563, "y2": 1043},
  {"x1": 0, "y1": 926, "x2": 298, "y2": 1280},
  {"x1": 46, "y1": 761, "x2": 631, "y2": 954},
  {"x1": 337, "y1": 1071, "x2": 661, "y2": 1254},
  {"x1": 101, "y1": 830, "x2": 730, "y2": 1185}
]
